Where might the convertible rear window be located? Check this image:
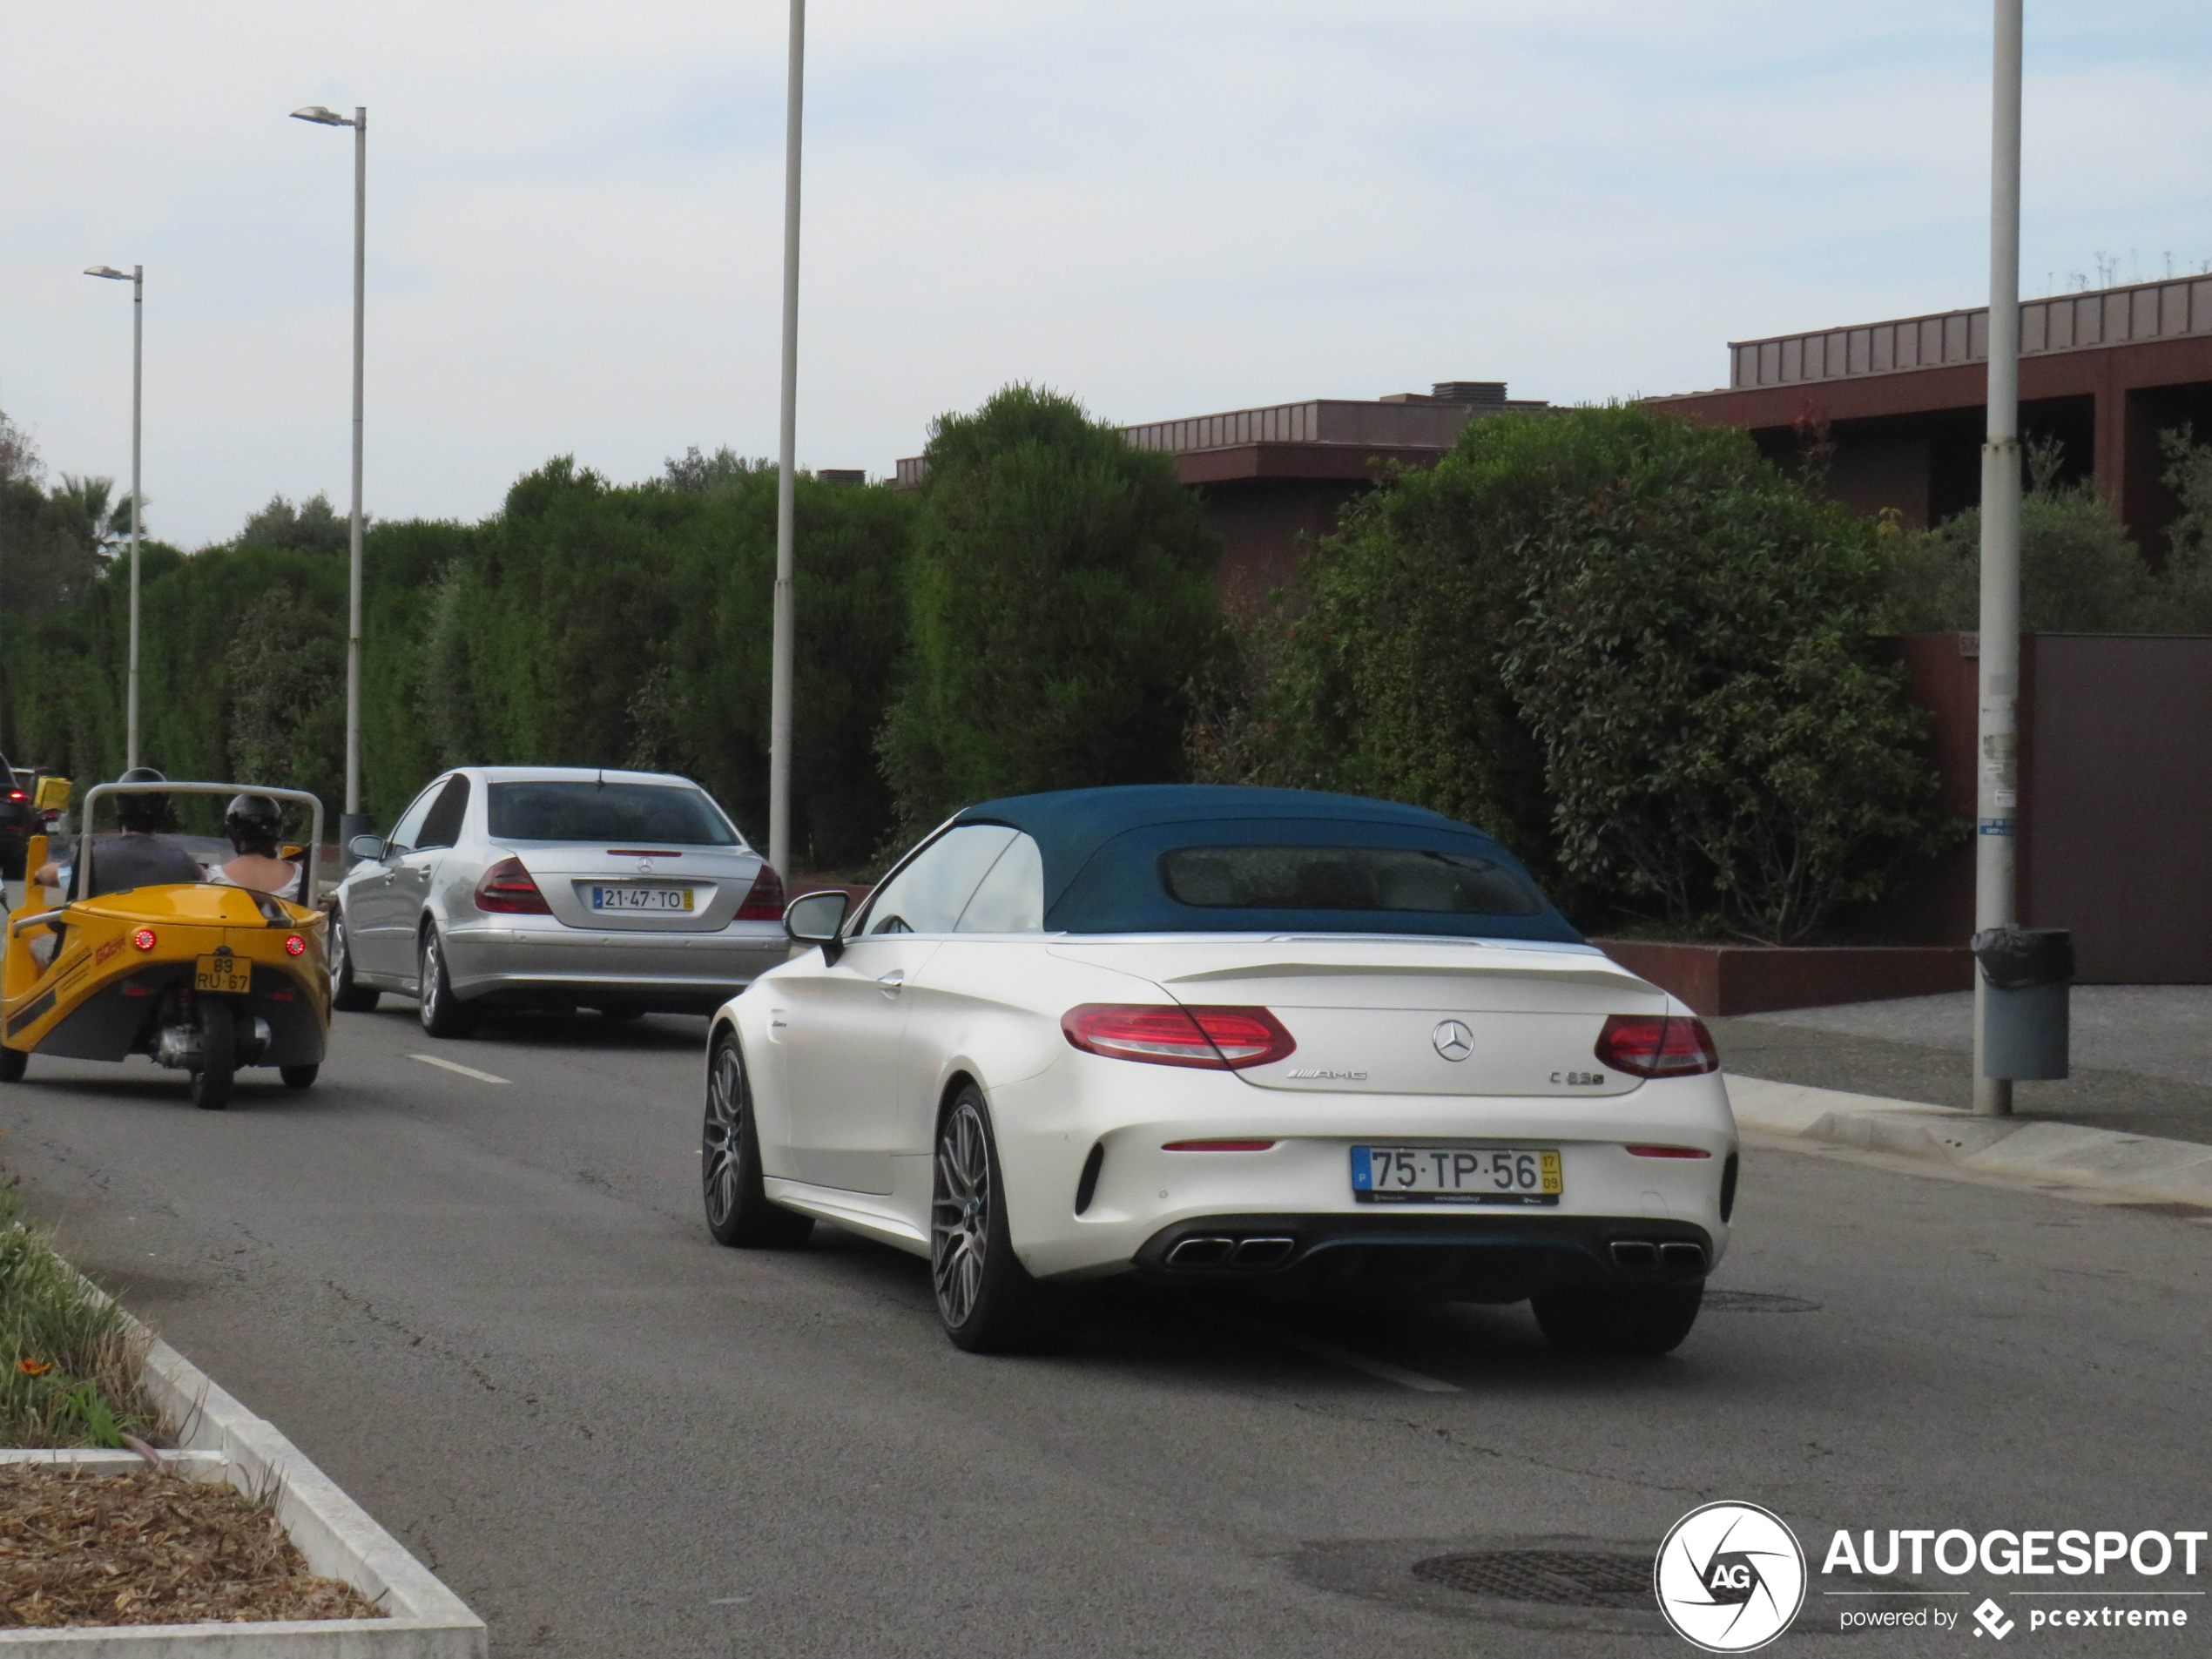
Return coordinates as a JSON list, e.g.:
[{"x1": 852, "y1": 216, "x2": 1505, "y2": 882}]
[
  {"x1": 1158, "y1": 845, "x2": 1545, "y2": 916},
  {"x1": 487, "y1": 782, "x2": 739, "y2": 846}
]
